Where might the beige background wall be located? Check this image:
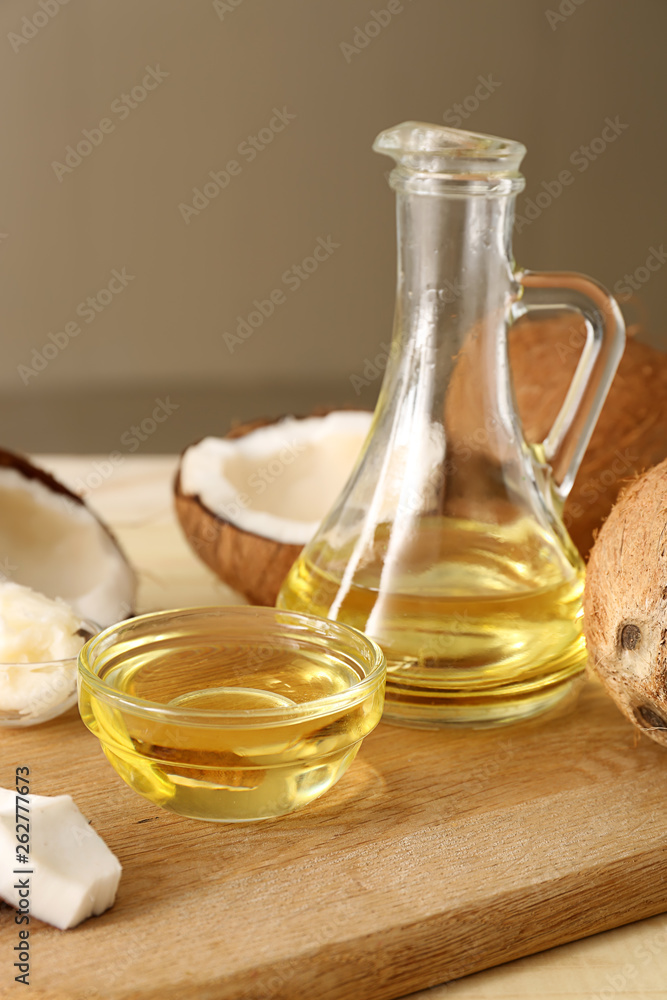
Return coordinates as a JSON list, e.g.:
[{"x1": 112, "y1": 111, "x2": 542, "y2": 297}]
[{"x1": 1, "y1": 0, "x2": 665, "y2": 452}]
